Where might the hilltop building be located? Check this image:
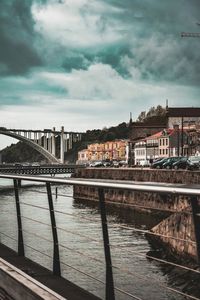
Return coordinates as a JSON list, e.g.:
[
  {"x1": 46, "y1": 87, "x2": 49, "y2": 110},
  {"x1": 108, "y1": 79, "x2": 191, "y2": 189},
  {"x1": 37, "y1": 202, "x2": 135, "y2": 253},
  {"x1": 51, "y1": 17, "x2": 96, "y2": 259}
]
[
  {"x1": 129, "y1": 116, "x2": 167, "y2": 141},
  {"x1": 166, "y1": 107, "x2": 200, "y2": 129},
  {"x1": 129, "y1": 106, "x2": 200, "y2": 141}
]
